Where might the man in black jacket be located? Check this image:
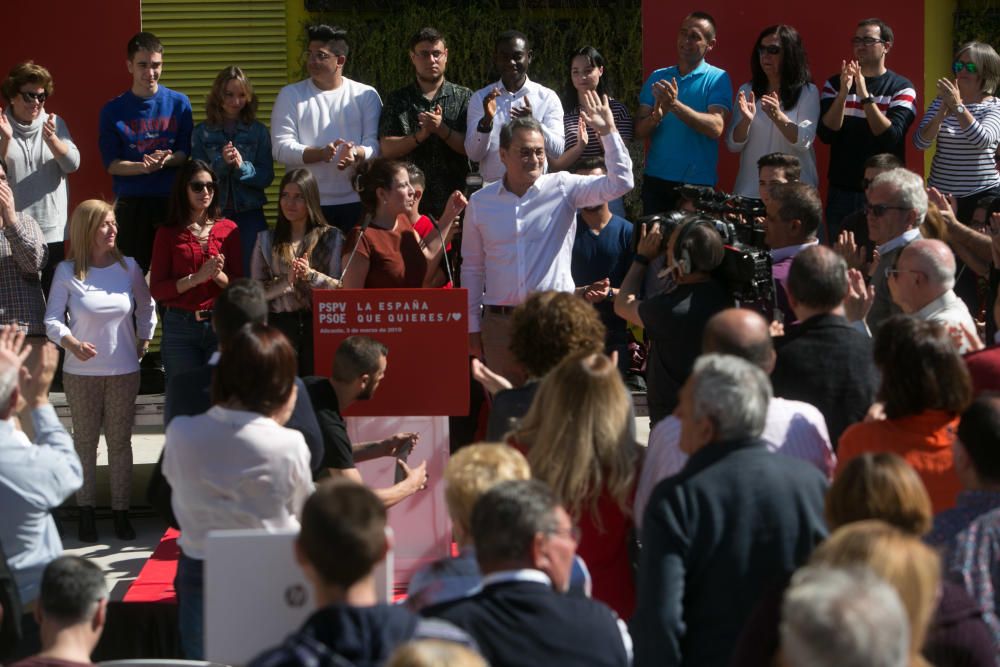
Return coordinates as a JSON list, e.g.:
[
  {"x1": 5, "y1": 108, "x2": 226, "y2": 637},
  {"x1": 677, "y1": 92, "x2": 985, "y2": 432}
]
[
  {"x1": 771, "y1": 245, "x2": 878, "y2": 445},
  {"x1": 633, "y1": 354, "x2": 827, "y2": 667},
  {"x1": 424, "y1": 479, "x2": 631, "y2": 667}
]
